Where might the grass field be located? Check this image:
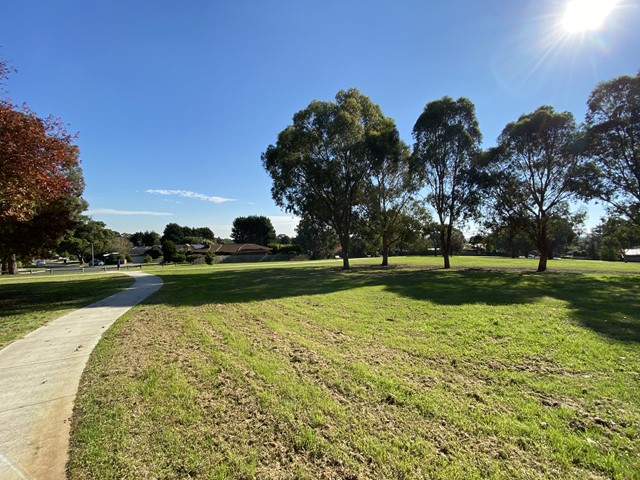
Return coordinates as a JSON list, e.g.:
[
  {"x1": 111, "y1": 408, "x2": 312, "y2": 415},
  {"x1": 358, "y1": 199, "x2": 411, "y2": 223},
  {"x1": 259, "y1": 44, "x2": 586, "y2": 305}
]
[
  {"x1": 67, "y1": 257, "x2": 640, "y2": 479},
  {"x1": 0, "y1": 273, "x2": 134, "y2": 349}
]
